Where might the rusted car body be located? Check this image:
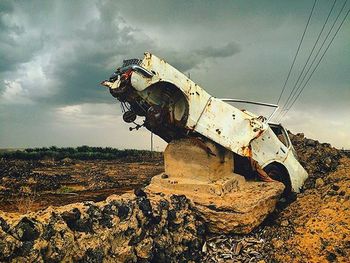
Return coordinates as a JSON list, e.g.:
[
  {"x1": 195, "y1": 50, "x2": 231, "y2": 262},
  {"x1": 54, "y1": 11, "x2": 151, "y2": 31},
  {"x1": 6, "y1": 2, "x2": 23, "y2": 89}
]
[{"x1": 101, "y1": 53, "x2": 308, "y2": 192}]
